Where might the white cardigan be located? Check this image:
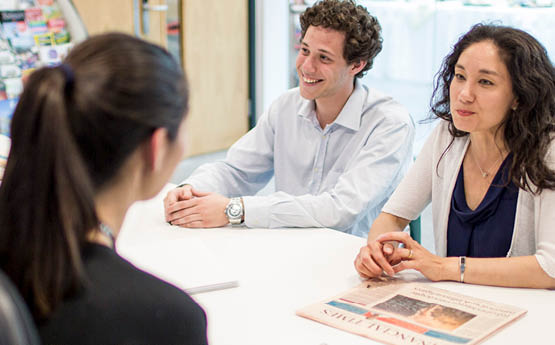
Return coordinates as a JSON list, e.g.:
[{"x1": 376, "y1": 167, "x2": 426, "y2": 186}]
[{"x1": 382, "y1": 121, "x2": 555, "y2": 278}]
